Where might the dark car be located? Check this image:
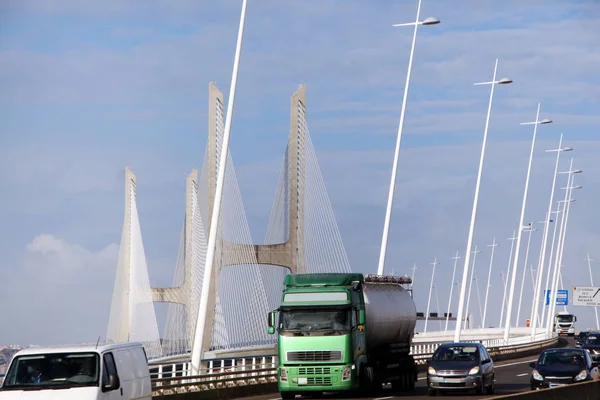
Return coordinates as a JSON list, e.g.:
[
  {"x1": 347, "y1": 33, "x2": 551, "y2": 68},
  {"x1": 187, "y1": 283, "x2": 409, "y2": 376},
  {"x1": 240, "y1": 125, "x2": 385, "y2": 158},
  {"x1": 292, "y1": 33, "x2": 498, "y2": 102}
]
[
  {"x1": 529, "y1": 348, "x2": 600, "y2": 390},
  {"x1": 575, "y1": 331, "x2": 591, "y2": 347},
  {"x1": 426, "y1": 342, "x2": 495, "y2": 396},
  {"x1": 581, "y1": 333, "x2": 600, "y2": 361}
]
